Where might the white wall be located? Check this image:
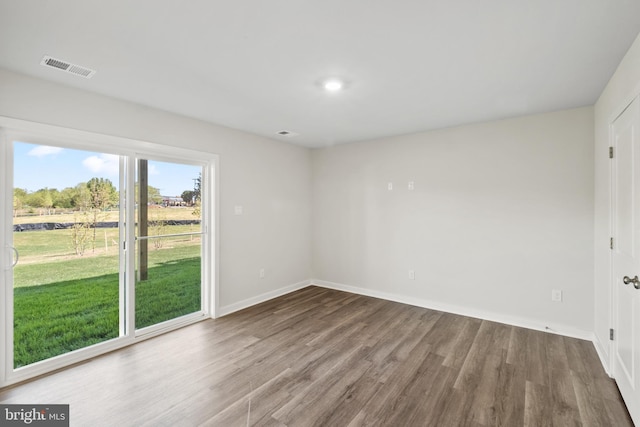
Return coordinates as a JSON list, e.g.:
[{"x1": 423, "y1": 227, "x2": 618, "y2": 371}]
[
  {"x1": 0, "y1": 68, "x2": 312, "y2": 313},
  {"x1": 0, "y1": 65, "x2": 605, "y2": 340},
  {"x1": 312, "y1": 107, "x2": 594, "y2": 337},
  {"x1": 594, "y1": 32, "x2": 640, "y2": 363}
]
